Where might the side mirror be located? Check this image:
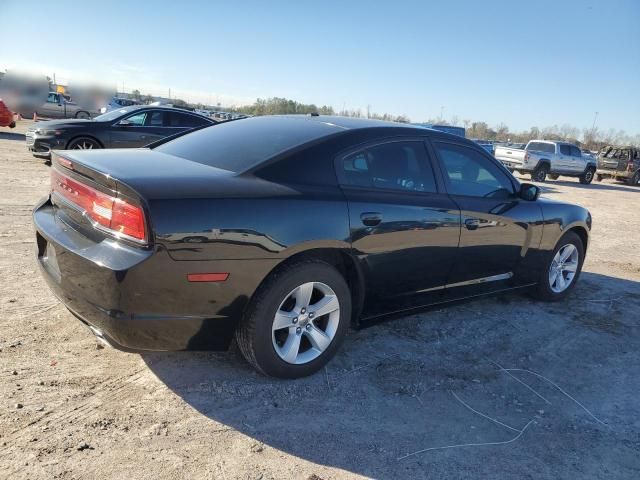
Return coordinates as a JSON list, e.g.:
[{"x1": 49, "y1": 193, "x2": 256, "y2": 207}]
[
  {"x1": 118, "y1": 119, "x2": 132, "y2": 127},
  {"x1": 519, "y1": 183, "x2": 540, "y2": 201}
]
